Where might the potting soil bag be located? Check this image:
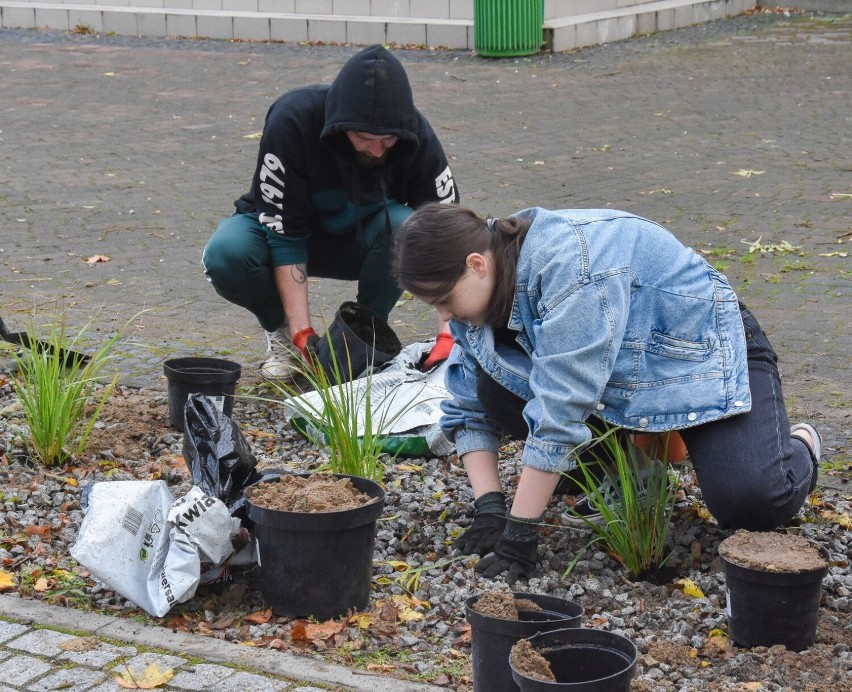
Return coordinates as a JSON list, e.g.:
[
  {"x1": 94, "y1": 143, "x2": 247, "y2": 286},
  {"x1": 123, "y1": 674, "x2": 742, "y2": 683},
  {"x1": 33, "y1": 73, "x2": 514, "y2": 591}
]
[
  {"x1": 182, "y1": 393, "x2": 262, "y2": 513},
  {"x1": 71, "y1": 480, "x2": 239, "y2": 617},
  {"x1": 168, "y1": 485, "x2": 242, "y2": 565},
  {"x1": 285, "y1": 341, "x2": 455, "y2": 458}
]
